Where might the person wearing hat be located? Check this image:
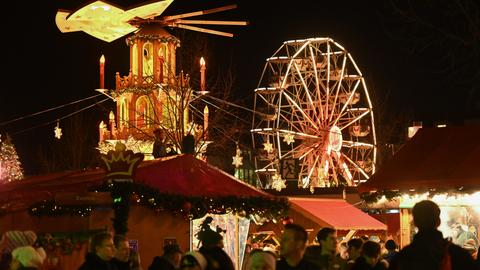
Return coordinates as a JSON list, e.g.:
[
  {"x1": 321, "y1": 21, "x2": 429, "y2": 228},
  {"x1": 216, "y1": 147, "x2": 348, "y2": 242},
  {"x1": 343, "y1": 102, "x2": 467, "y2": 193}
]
[
  {"x1": 180, "y1": 251, "x2": 207, "y2": 270},
  {"x1": 10, "y1": 246, "x2": 46, "y2": 270},
  {"x1": 149, "y1": 244, "x2": 183, "y2": 270}
]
